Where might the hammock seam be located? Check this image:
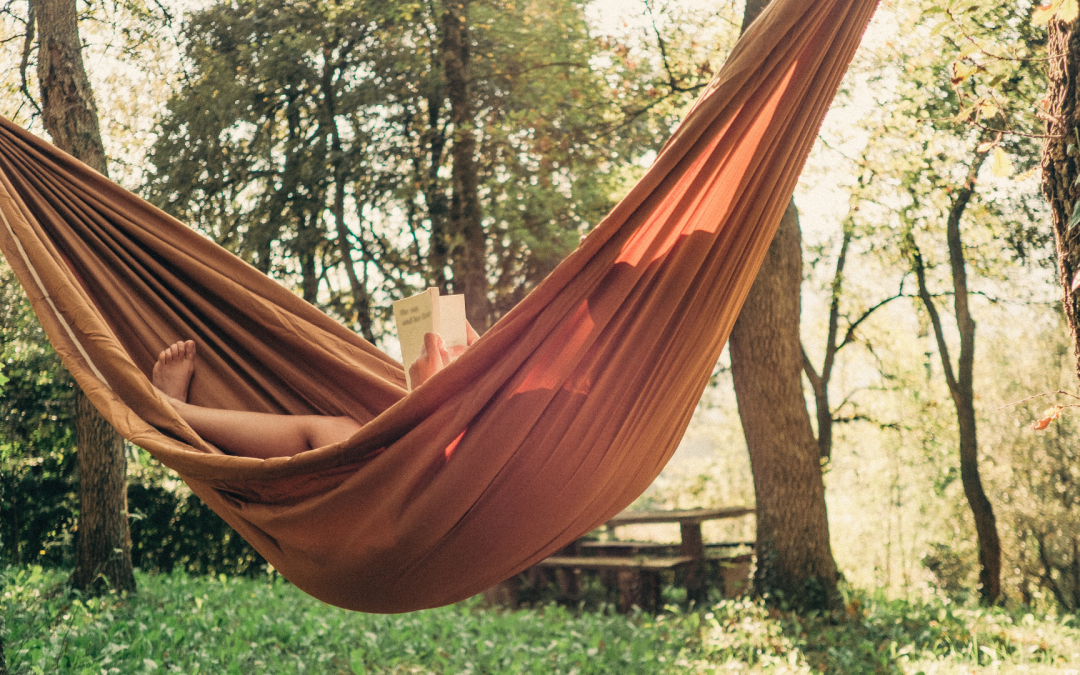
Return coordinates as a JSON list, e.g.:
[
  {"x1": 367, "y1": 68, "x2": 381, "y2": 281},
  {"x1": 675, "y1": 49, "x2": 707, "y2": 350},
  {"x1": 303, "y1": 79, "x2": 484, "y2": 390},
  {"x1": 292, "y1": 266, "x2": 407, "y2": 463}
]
[{"x1": 0, "y1": 177, "x2": 111, "y2": 388}]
